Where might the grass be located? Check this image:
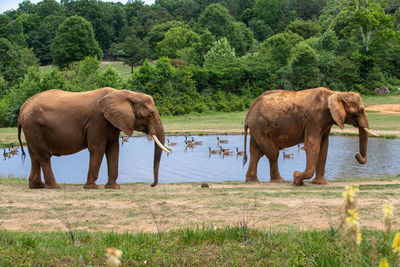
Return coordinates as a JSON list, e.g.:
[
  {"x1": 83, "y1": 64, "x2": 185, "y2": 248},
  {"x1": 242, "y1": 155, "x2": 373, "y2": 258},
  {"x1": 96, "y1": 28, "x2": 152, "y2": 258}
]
[{"x1": 0, "y1": 227, "x2": 398, "y2": 266}]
